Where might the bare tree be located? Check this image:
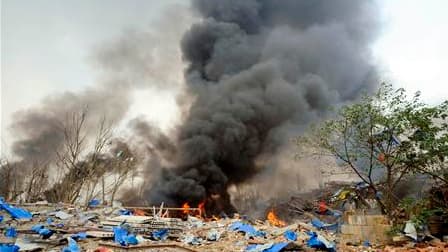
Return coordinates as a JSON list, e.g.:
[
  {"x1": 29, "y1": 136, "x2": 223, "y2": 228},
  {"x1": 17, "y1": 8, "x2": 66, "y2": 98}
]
[
  {"x1": 45, "y1": 110, "x2": 91, "y2": 203},
  {"x1": 45, "y1": 110, "x2": 118, "y2": 204},
  {"x1": 108, "y1": 141, "x2": 138, "y2": 204},
  {"x1": 0, "y1": 159, "x2": 23, "y2": 201},
  {"x1": 84, "y1": 116, "x2": 114, "y2": 206},
  {"x1": 23, "y1": 160, "x2": 49, "y2": 202},
  {"x1": 40, "y1": 109, "x2": 141, "y2": 205}
]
